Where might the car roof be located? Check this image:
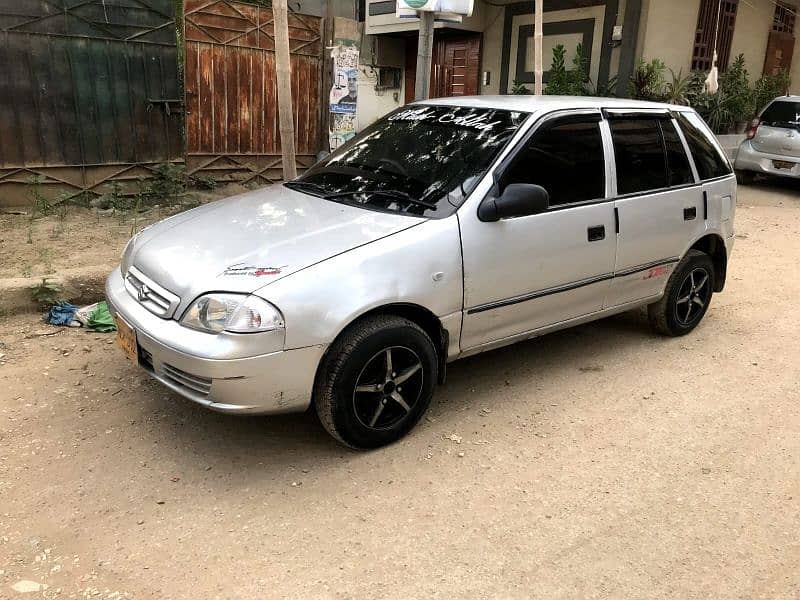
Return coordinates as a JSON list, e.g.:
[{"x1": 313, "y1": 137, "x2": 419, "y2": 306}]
[
  {"x1": 417, "y1": 95, "x2": 693, "y2": 114},
  {"x1": 769, "y1": 95, "x2": 800, "y2": 103}
]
